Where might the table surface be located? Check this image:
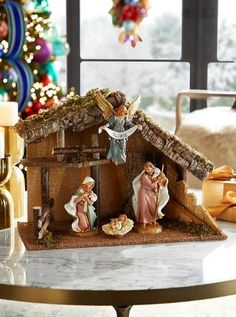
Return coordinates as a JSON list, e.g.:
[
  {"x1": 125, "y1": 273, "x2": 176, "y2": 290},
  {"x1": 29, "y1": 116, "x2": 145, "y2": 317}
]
[{"x1": 1, "y1": 221, "x2": 236, "y2": 306}]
